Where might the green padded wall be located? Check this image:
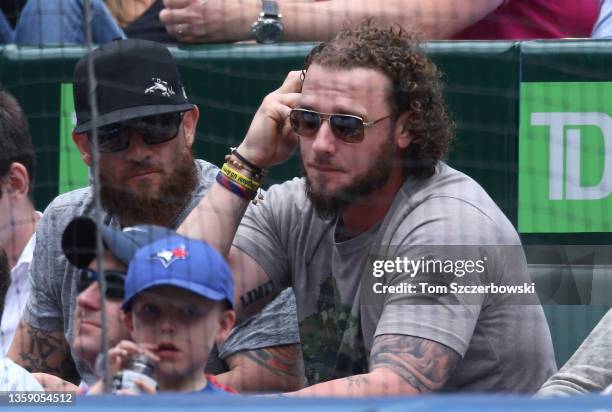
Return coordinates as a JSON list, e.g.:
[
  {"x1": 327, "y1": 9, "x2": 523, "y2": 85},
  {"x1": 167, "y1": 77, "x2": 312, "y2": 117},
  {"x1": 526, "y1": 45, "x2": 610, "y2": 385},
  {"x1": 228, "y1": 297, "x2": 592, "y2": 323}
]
[{"x1": 1, "y1": 42, "x2": 520, "y2": 213}]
